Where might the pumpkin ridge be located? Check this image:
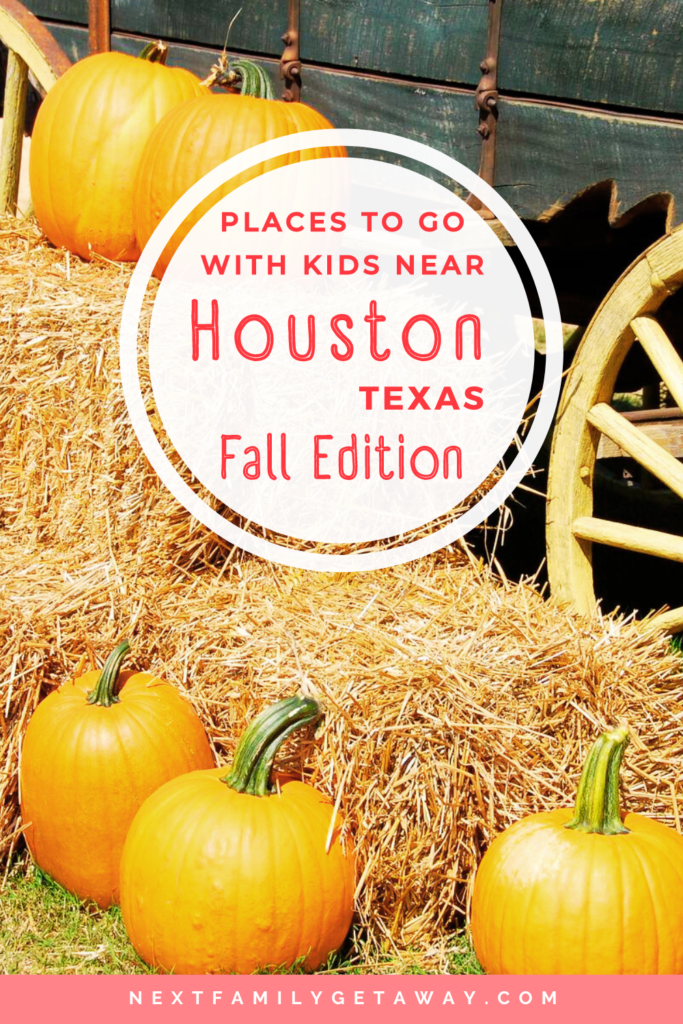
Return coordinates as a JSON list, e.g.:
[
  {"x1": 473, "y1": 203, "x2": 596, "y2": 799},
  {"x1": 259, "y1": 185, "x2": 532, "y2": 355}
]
[
  {"x1": 627, "y1": 833, "x2": 669, "y2": 971},
  {"x1": 71, "y1": 56, "x2": 129, "y2": 255},
  {"x1": 275, "y1": 788, "x2": 313, "y2": 967}
]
